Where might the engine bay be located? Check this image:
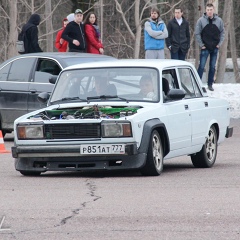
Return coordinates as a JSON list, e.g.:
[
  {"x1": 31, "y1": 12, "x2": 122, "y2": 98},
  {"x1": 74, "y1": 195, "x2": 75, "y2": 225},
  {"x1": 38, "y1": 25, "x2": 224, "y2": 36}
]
[{"x1": 28, "y1": 105, "x2": 141, "y2": 120}]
